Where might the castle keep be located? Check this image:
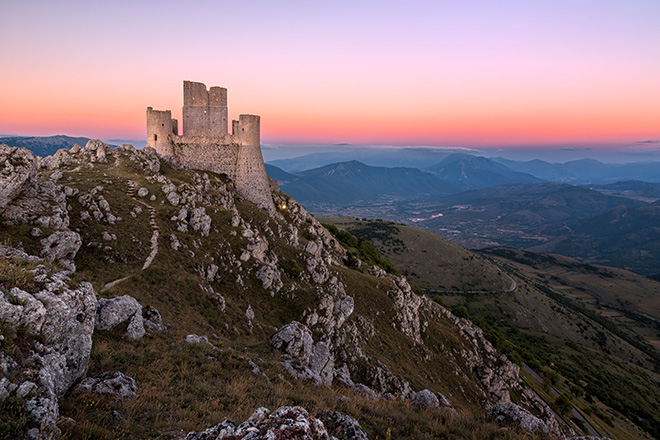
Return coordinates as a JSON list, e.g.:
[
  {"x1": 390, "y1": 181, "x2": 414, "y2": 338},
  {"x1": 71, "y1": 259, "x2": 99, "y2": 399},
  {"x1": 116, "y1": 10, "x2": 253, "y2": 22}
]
[{"x1": 147, "y1": 81, "x2": 274, "y2": 212}]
